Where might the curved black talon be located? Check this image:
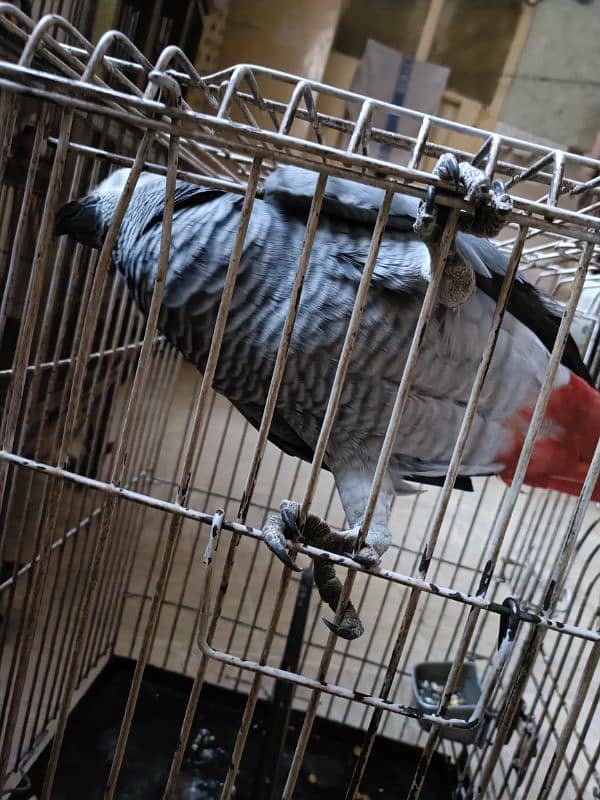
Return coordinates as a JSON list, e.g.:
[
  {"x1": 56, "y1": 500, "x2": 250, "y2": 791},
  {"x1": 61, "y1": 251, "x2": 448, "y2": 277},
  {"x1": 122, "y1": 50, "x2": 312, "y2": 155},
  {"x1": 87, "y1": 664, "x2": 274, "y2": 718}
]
[
  {"x1": 435, "y1": 152, "x2": 461, "y2": 191},
  {"x1": 270, "y1": 537, "x2": 302, "y2": 572},
  {"x1": 314, "y1": 556, "x2": 364, "y2": 639},
  {"x1": 322, "y1": 607, "x2": 364, "y2": 641},
  {"x1": 263, "y1": 510, "x2": 302, "y2": 572},
  {"x1": 423, "y1": 184, "x2": 437, "y2": 218},
  {"x1": 281, "y1": 506, "x2": 302, "y2": 538},
  {"x1": 414, "y1": 185, "x2": 439, "y2": 239},
  {"x1": 445, "y1": 154, "x2": 461, "y2": 191}
]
